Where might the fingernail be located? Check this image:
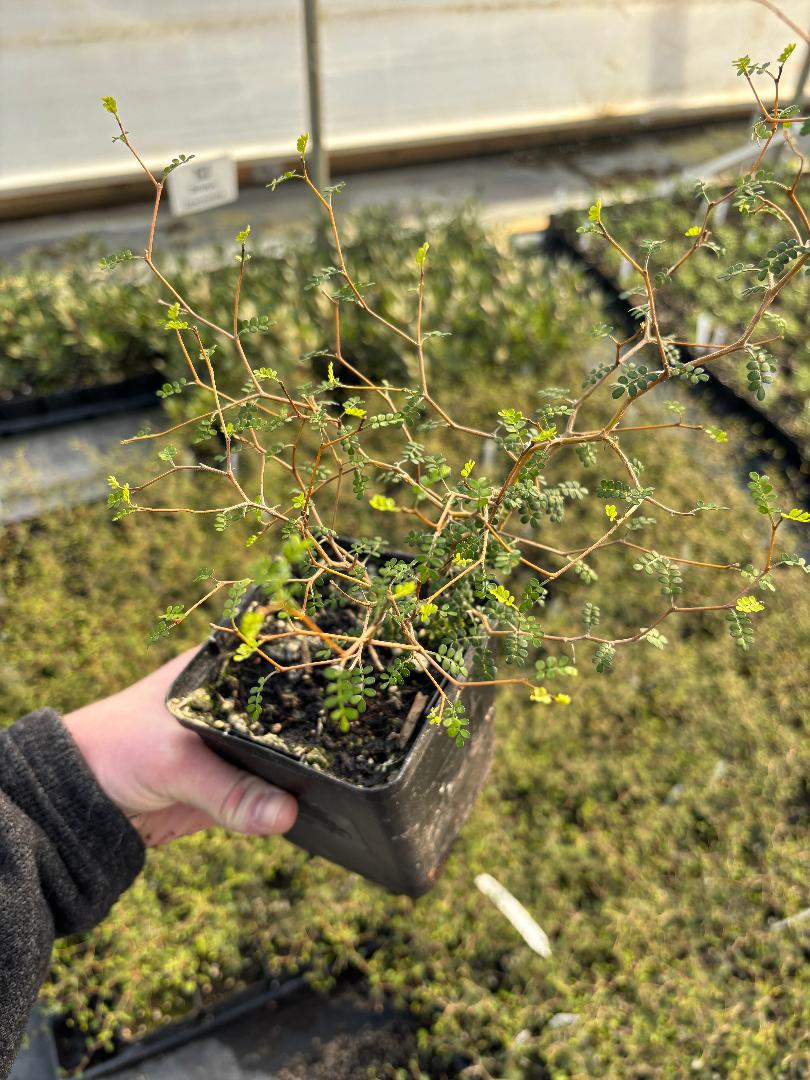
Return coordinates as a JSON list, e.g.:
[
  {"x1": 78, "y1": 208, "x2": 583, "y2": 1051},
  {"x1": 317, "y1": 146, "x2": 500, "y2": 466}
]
[{"x1": 251, "y1": 792, "x2": 293, "y2": 834}]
